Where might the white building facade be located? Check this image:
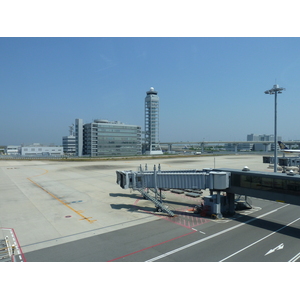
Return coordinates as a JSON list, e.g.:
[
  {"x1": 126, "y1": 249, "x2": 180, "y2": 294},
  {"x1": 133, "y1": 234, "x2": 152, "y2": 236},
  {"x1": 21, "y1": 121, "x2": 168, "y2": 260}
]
[
  {"x1": 21, "y1": 145, "x2": 63, "y2": 156},
  {"x1": 62, "y1": 135, "x2": 76, "y2": 155},
  {"x1": 6, "y1": 145, "x2": 21, "y2": 155}
]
